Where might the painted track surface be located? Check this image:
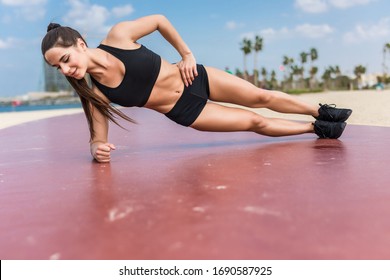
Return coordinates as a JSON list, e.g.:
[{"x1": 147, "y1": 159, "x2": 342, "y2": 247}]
[{"x1": 1, "y1": 108, "x2": 390, "y2": 259}]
